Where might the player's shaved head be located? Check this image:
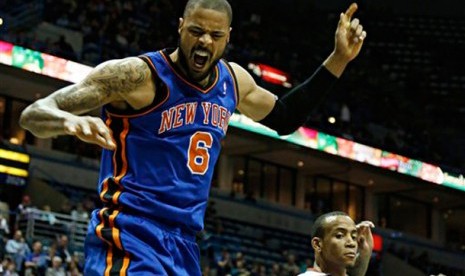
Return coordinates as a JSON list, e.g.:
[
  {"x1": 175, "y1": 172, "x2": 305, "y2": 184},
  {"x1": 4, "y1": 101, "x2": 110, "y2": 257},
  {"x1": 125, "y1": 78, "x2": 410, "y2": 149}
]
[
  {"x1": 183, "y1": 0, "x2": 233, "y2": 25},
  {"x1": 311, "y1": 211, "x2": 350, "y2": 238}
]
